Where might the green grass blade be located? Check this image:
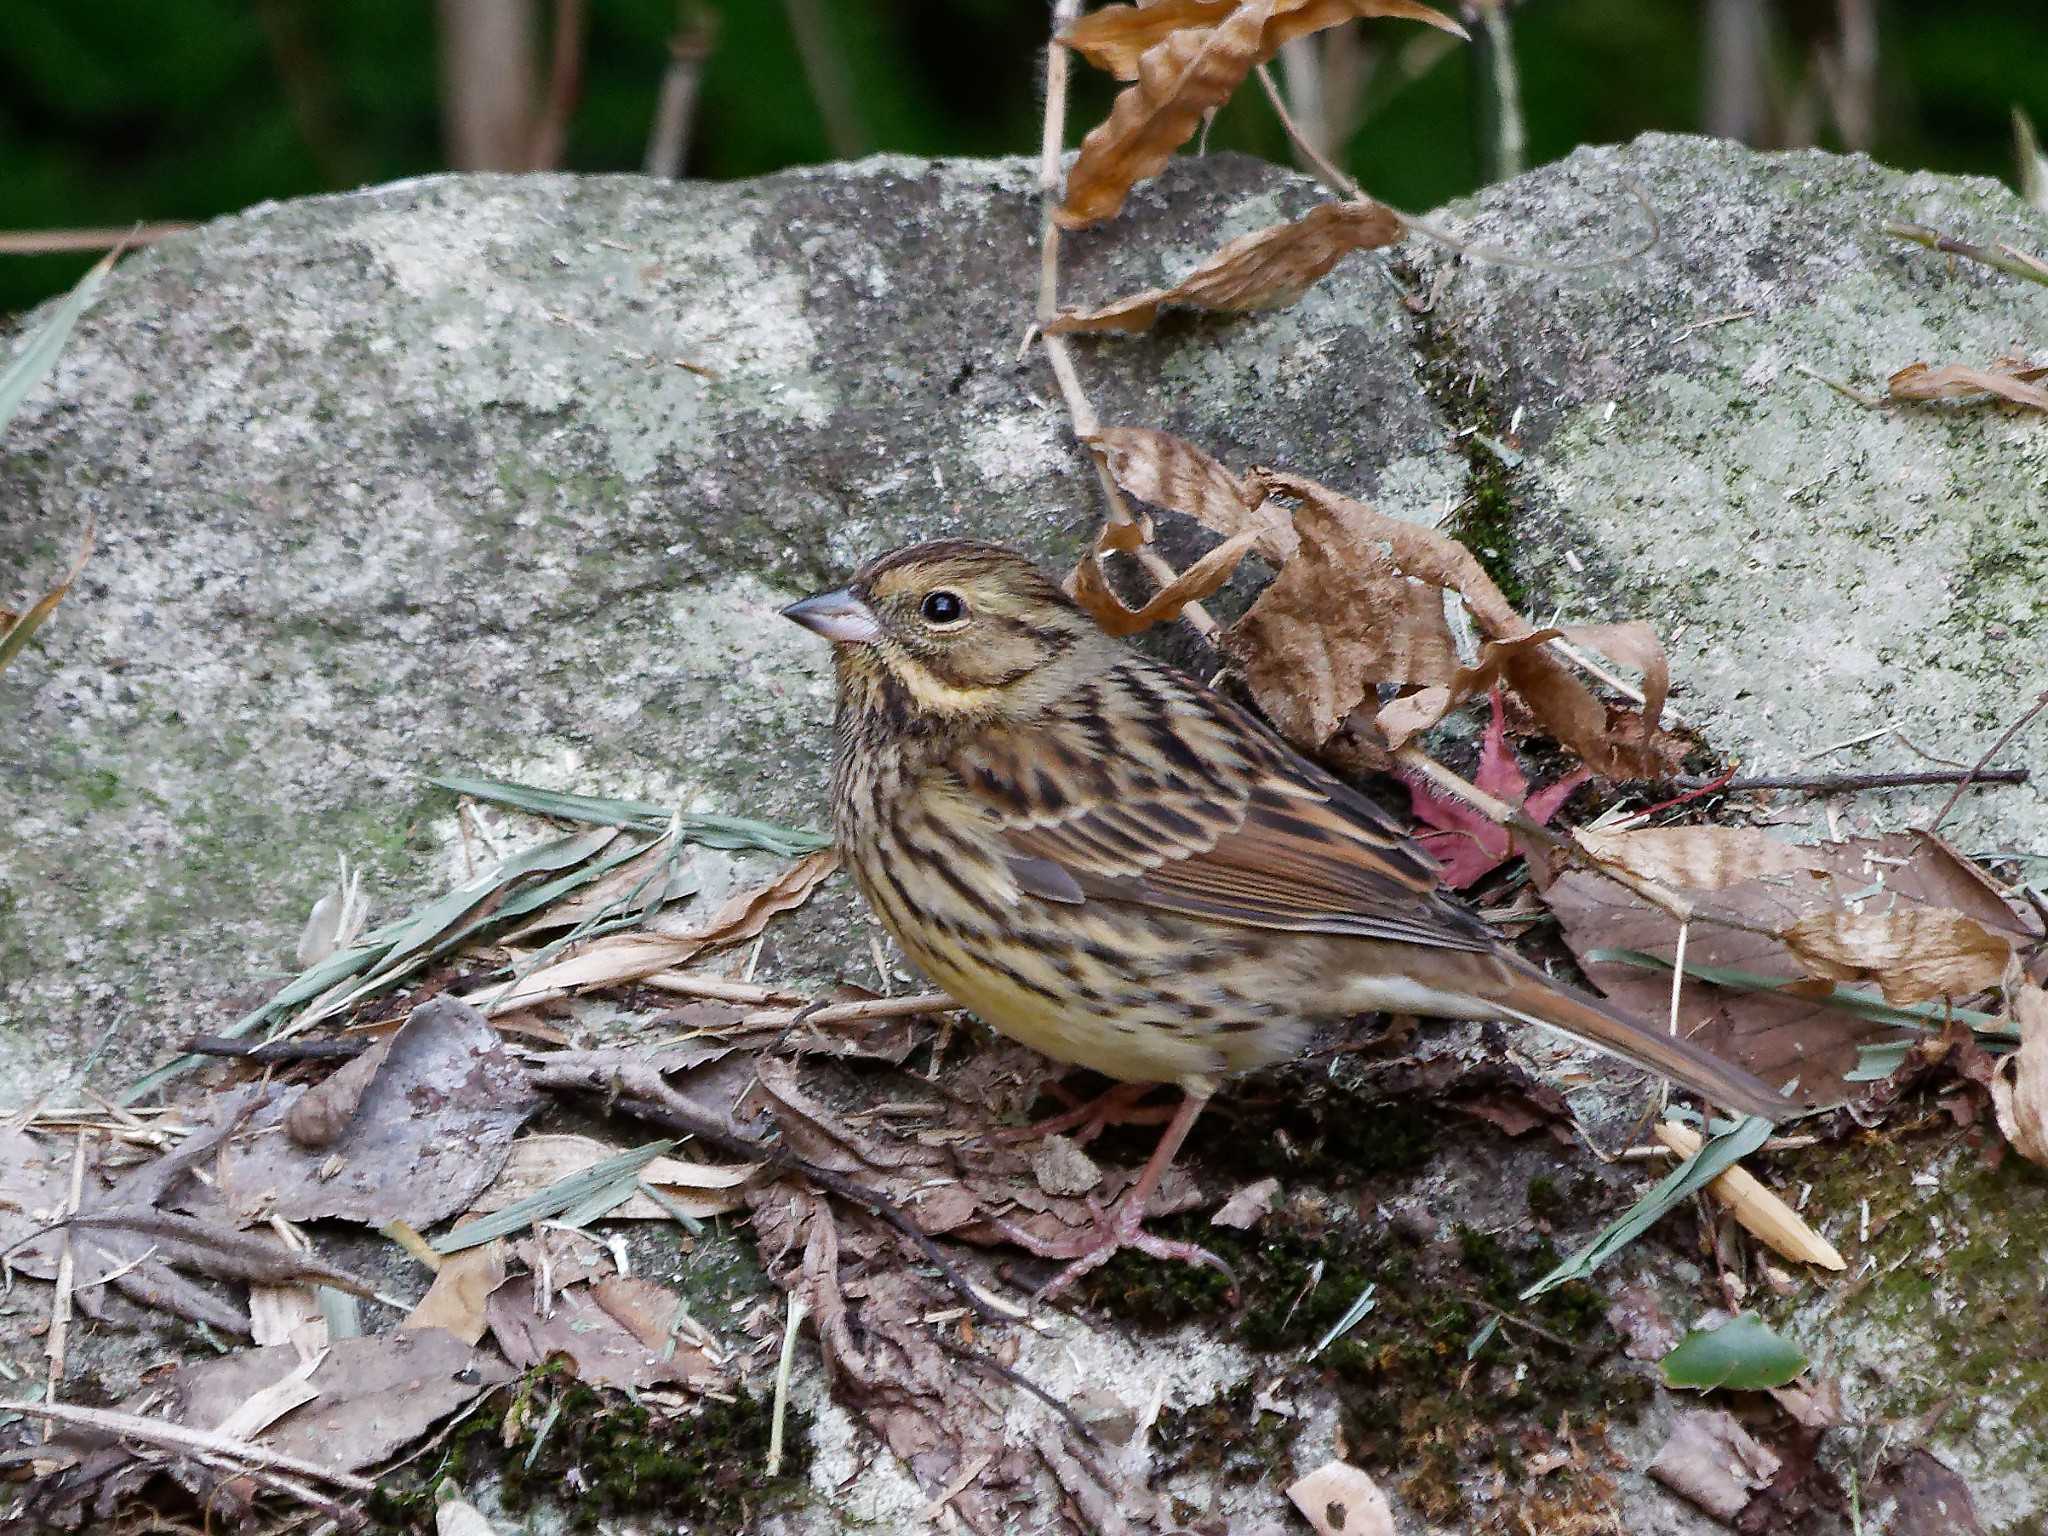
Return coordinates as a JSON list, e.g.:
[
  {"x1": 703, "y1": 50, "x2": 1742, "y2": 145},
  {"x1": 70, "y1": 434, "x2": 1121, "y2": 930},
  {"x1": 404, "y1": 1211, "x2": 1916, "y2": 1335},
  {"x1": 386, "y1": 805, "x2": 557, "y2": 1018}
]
[
  {"x1": 1521, "y1": 1115, "x2": 1772, "y2": 1300},
  {"x1": 430, "y1": 773, "x2": 831, "y2": 855},
  {"x1": 1583, "y1": 948, "x2": 2011, "y2": 1035},
  {"x1": 433, "y1": 1140, "x2": 677, "y2": 1253},
  {"x1": 0, "y1": 247, "x2": 117, "y2": 432}
]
